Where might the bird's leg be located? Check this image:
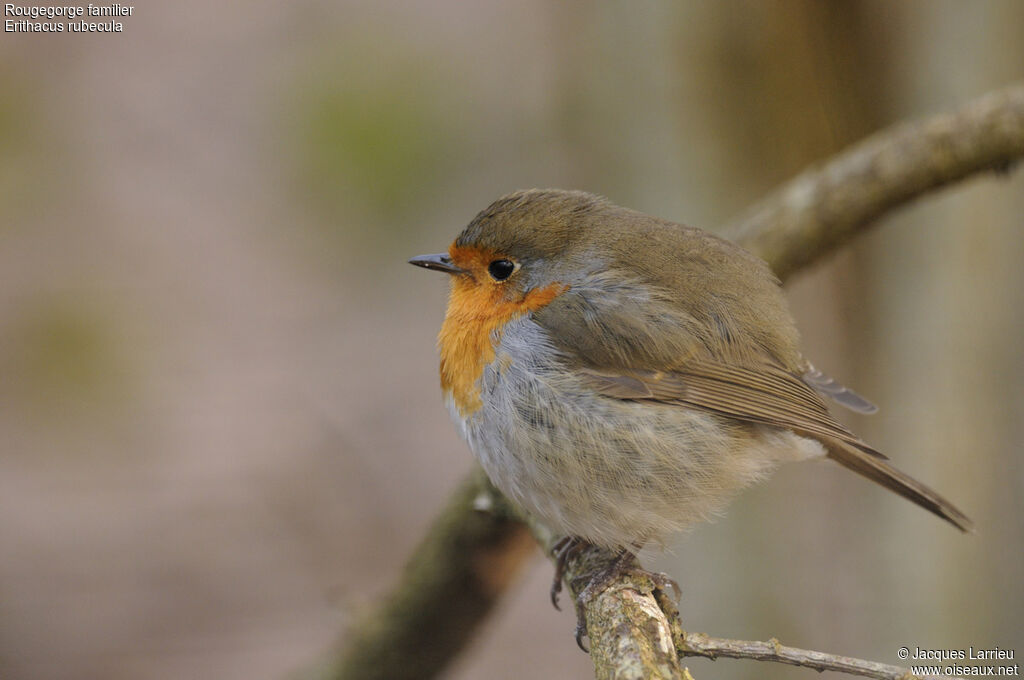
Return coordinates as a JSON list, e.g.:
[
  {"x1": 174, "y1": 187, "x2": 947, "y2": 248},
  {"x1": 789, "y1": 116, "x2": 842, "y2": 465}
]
[{"x1": 549, "y1": 536, "x2": 586, "y2": 610}]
